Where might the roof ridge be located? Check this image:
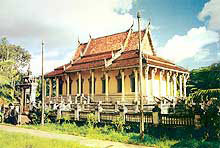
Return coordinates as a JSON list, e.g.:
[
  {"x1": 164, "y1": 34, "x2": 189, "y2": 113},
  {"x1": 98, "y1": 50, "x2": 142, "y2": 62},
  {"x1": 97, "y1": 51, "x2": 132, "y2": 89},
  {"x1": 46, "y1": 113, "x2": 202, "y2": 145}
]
[{"x1": 79, "y1": 29, "x2": 146, "y2": 45}]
